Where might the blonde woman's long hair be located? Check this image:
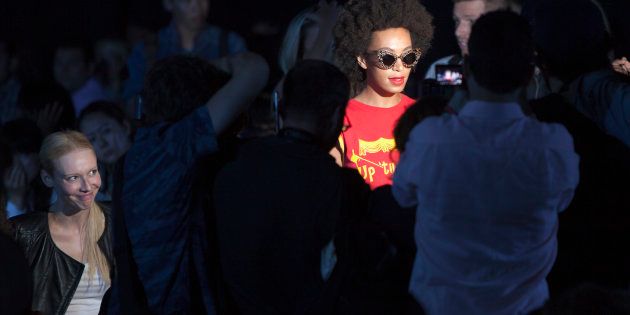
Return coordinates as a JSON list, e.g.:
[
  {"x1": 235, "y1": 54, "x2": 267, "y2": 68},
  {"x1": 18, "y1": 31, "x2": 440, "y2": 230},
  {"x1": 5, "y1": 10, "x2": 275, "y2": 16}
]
[{"x1": 40, "y1": 130, "x2": 110, "y2": 285}]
